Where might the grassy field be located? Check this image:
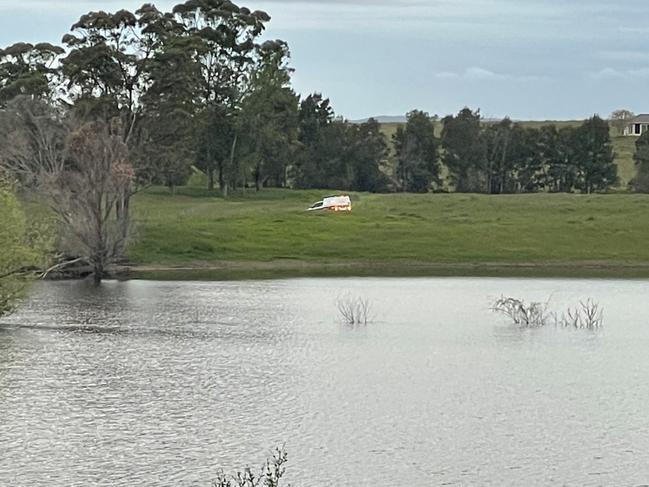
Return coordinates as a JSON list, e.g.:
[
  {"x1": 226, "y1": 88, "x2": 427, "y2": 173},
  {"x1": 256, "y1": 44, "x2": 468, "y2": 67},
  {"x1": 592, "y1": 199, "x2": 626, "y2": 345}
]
[
  {"x1": 612, "y1": 135, "x2": 637, "y2": 188},
  {"x1": 127, "y1": 188, "x2": 649, "y2": 279}
]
